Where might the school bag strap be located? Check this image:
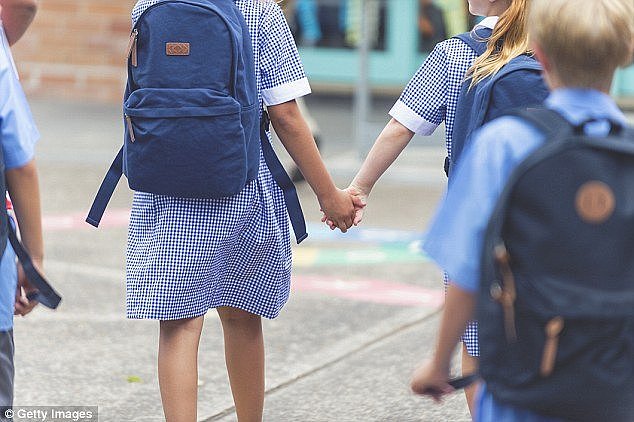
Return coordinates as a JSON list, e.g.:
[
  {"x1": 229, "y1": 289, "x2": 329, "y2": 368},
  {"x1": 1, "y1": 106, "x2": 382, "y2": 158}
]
[
  {"x1": 86, "y1": 147, "x2": 123, "y2": 228},
  {"x1": 453, "y1": 27, "x2": 491, "y2": 56},
  {"x1": 260, "y1": 110, "x2": 308, "y2": 244},
  {"x1": 505, "y1": 108, "x2": 574, "y2": 140},
  {"x1": 86, "y1": 116, "x2": 309, "y2": 244},
  {"x1": 8, "y1": 224, "x2": 62, "y2": 309}
]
